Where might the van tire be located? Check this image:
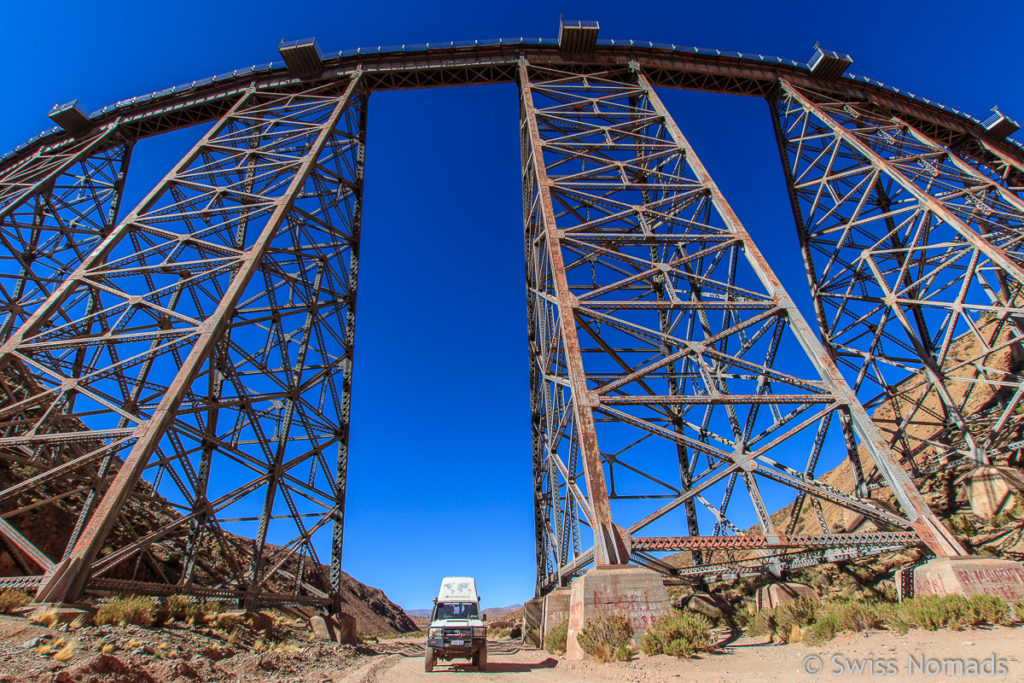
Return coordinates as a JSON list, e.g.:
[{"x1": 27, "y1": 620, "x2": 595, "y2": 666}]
[
  {"x1": 425, "y1": 646, "x2": 436, "y2": 672},
  {"x1": 477, "y1": 645, "x2": 487, "y2": 671}
]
